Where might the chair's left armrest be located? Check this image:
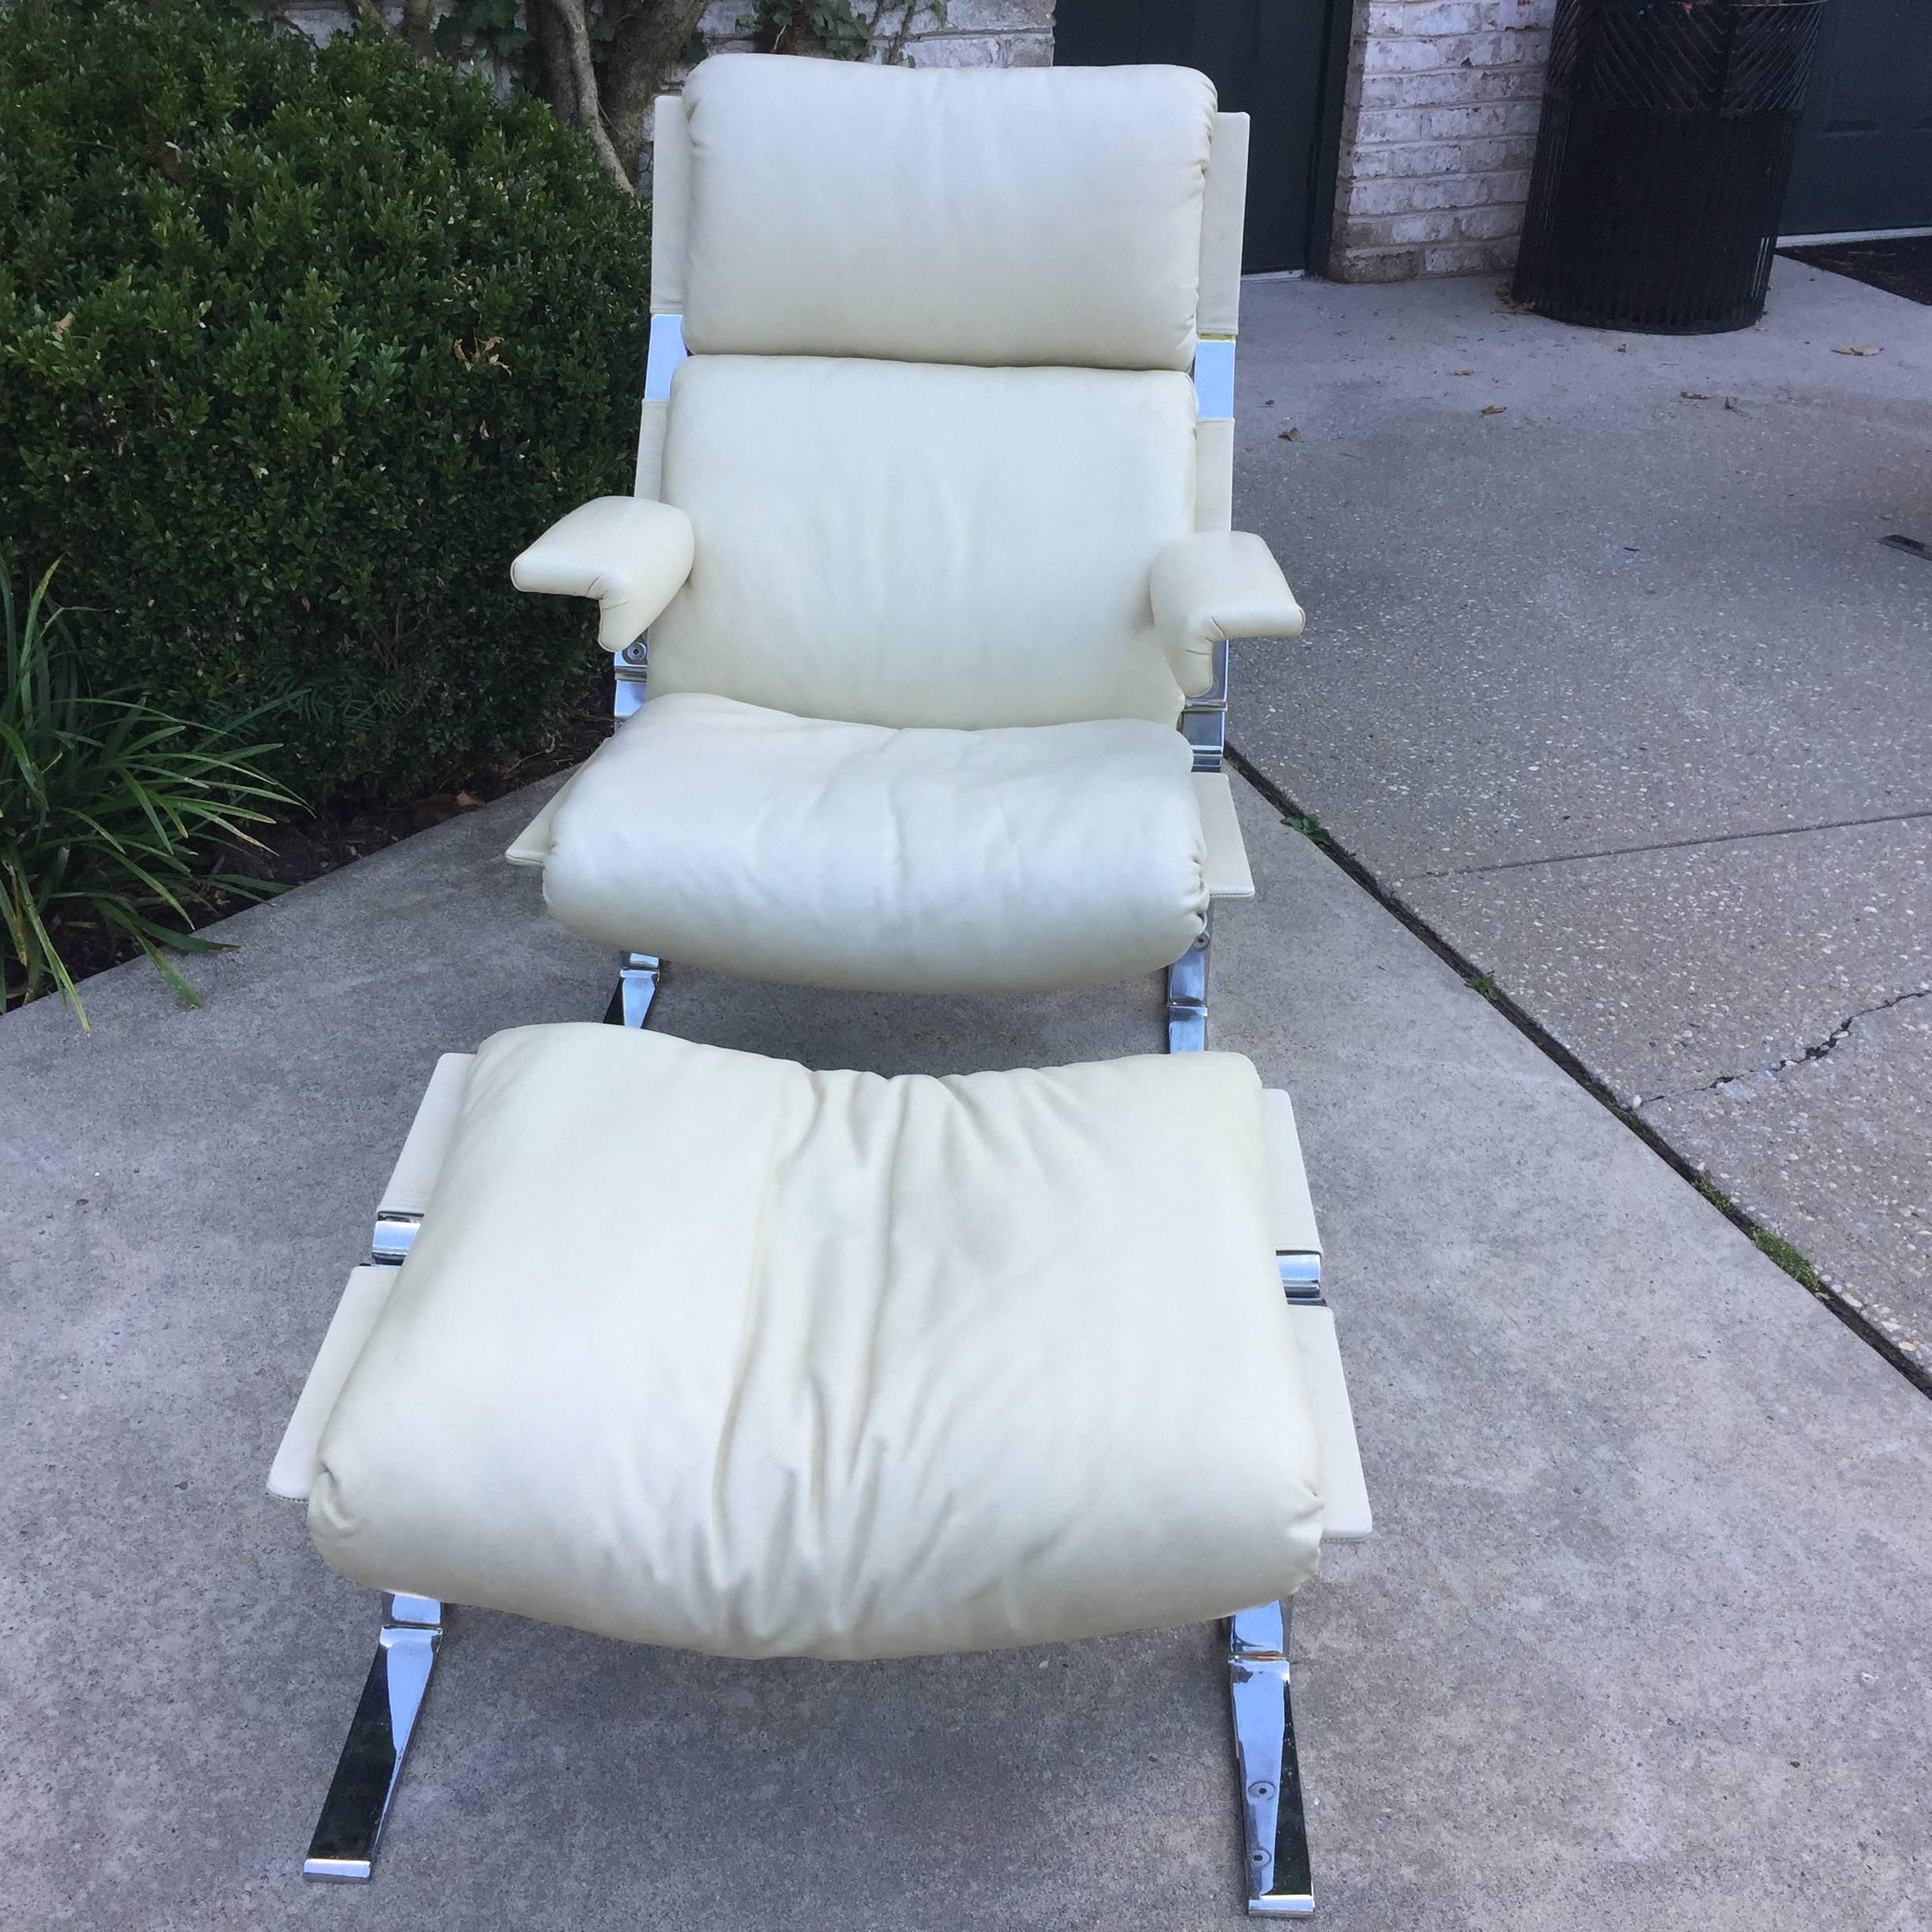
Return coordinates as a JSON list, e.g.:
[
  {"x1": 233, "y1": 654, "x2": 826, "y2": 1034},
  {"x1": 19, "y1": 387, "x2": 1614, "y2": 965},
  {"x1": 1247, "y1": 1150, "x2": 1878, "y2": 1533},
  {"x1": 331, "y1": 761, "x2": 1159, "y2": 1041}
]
[
  {"x1": 1150, "y1": 531, "x2": 1305, "y2": 698},
  {"x1": 510, "y1": 496, "x2": 695, "y2": 653}
]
